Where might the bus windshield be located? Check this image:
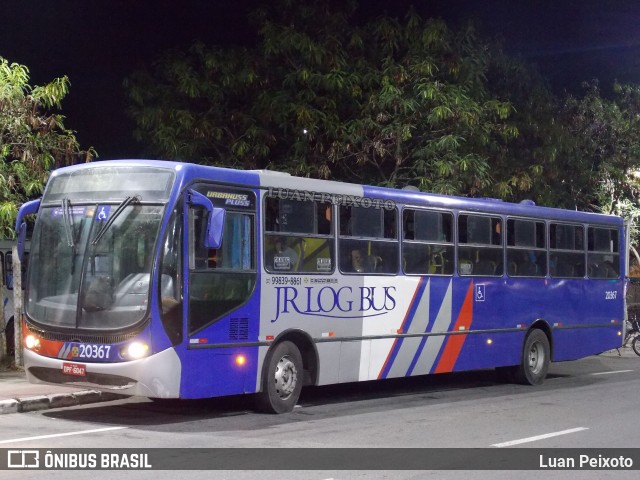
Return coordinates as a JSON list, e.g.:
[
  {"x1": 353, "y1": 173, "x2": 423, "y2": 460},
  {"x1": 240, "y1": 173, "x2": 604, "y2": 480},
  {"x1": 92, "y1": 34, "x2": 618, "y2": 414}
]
[{"x1": 26, "y1": 167, "x2": 174, "y2": 332}]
